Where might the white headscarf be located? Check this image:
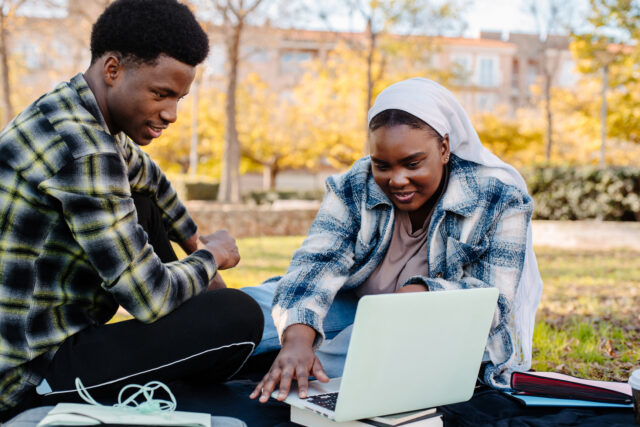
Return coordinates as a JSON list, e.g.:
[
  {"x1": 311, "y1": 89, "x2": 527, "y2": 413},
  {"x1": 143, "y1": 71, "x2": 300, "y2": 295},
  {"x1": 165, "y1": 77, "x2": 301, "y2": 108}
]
[{"x1": 367, "y1": 77, "x2": 543, "y2": 374}]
